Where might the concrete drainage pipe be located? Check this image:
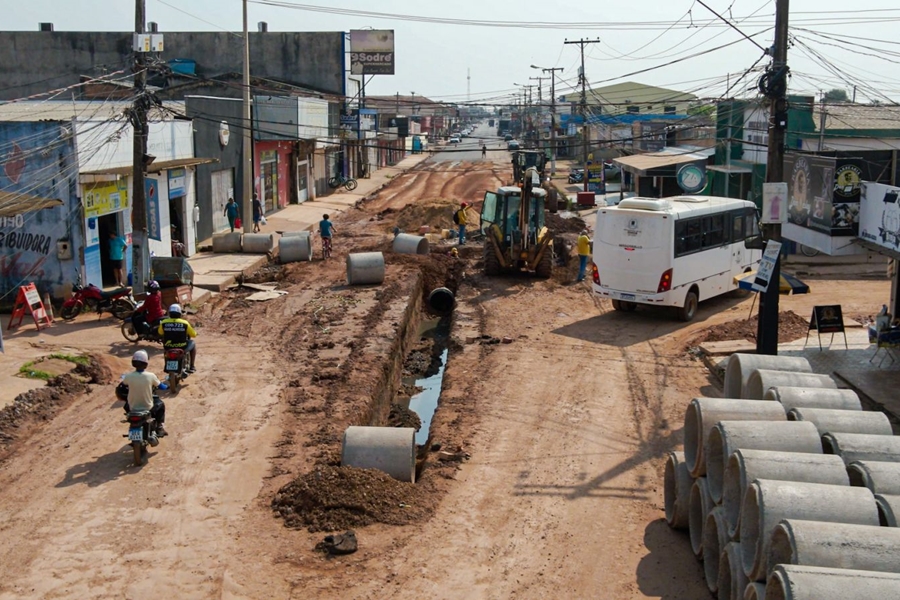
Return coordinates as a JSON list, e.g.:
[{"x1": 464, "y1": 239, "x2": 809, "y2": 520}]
[
  {"x1": 786, "y1": 407, "x2": 893, "y2": 437},
  {"x1": 764, "y1": 386, "x2": 862, "y2": 412},
  {"x1": 822, "y1": 431, "x2": 900, "y2": 464},
  {"x1": 767, "y1": 519, "x2": 900, "y2": 578},
  {"x1": 683, "y1": 398, "x2": 785, "y2": 477},
  {"x1": 848, "y1": 460, "x2": 900, "y2": 495},
  {"x1": 279, "y1": 232, "x2": 313, "y2": 263},
  {"x1": 766, "y1": 564, "x2": 900, "y2": 600},
  {"x1": 722, "y1": 449, "x2": 848, "y2": 541},
  {"x1": 744, "y1": 370, "x2": 836, "y2": 401},
  {"x1": 875, "y1": 493, "x2": 900, "y2": 527},
  {"x1": 702, "y1": 506, "x2": 731, "y2": 592},
  {"x1": 341, "y1": 426, "x2": 416, "y2": 483},
  {"x1": 392, "y1": 233, "x2": 430, "y2": 255},
  {"x1": 212, "y1": 232, "x2": 242, "y2": 253},
  {"x1": 346, "y1": 252, "x2": 386, "y2": 286},
  {"x1": 688, "y1": 476, "x2": 713, "y2": 558},
  {"x1": 706, "y1": 420, "x2": 822, "y2": 504},
  {"x1": 743, "y1": 582, "x2": 766, "y2": 600},
  {"x1": 242, "y1": 233, "x2": 275, "y2": 253},
  {"x1": 723, "y1": 354, "x2": 811, "y2": 399},
  {"x1": 664, "y1": 451, "x2": 693, "y2": 530},
  {"x1": 716, "y1": 541, "x2": 749, "y2": 600},
  {"x1": 739, "y1": 479, "x2": 879, "y2": 582},
  {"x1": 427, "y1": 287, "x2": 455, "y2": 315}
]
